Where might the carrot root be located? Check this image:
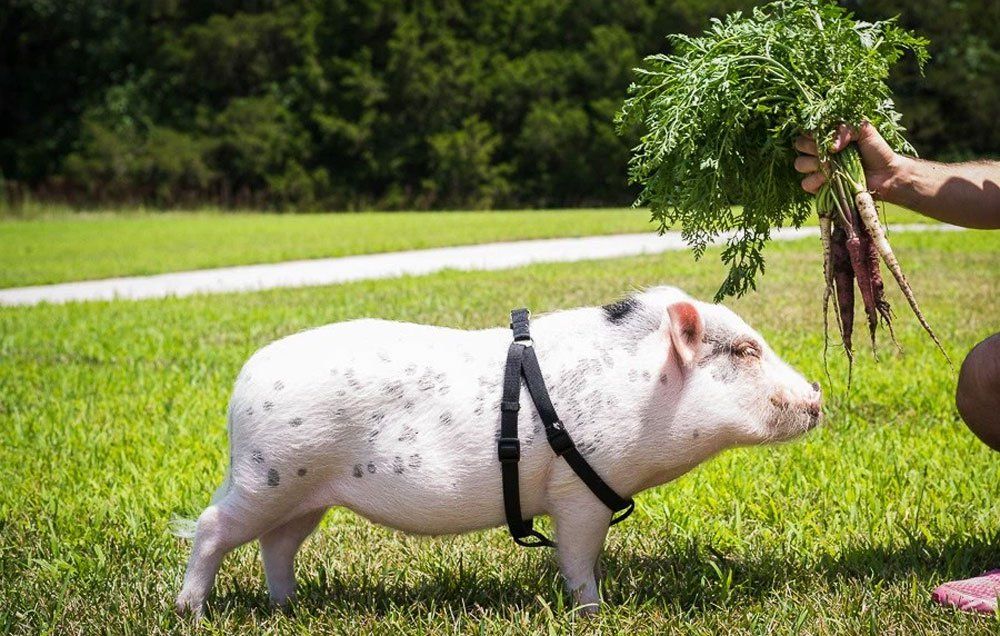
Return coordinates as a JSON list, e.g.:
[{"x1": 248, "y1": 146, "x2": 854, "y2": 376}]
[{"x1": 854, "y1": 190, "x2": 951, "y2": 364}]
